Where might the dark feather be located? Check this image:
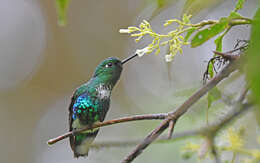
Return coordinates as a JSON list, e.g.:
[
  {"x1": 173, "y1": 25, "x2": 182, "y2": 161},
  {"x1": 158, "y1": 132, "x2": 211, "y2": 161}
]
[{"x1": 69, "y1": 91, "x2": 76, "y2": 154}]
